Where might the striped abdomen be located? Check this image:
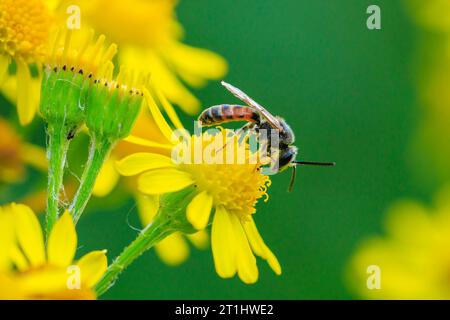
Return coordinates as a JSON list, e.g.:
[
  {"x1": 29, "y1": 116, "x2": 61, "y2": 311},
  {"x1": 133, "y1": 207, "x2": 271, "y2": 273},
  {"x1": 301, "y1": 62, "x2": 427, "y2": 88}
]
[{"x1": 198, "y1": 104, "x2": 261, "y2": 126}]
